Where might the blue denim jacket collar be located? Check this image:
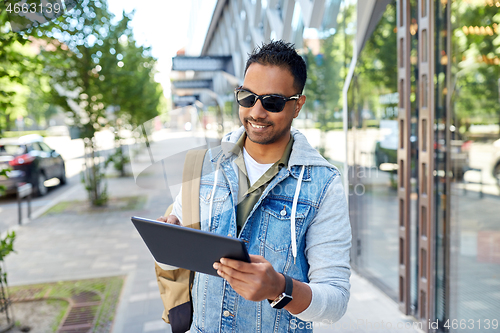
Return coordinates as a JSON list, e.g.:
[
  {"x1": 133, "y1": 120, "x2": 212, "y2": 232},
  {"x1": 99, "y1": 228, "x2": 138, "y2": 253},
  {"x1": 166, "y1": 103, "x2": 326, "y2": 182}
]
[{"x1": 216, "y1": 126, "x2": 333, "y2": 170}]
